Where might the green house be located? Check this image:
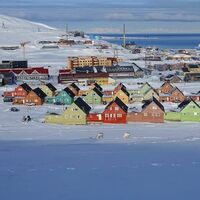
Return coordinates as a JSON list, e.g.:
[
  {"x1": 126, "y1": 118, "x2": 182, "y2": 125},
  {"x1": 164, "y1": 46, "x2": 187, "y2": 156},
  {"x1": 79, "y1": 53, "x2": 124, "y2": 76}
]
[
  {"x1": 128, "y1": 82, "x2": 155, "y2": 103},
  {"x1": 55, "y1": 88, "x2": 75, "y2": 105},
  {"x1": 165, "y1": 99, "x2": 200, "y2": 122},
  {"x1": 83, "y1": 87, "x2": 103, "y2": 105},
  {"x1": 45, "y1": 97, "x2": 91, "y2": 125},
  {"x1": 140, "y1": 82, "x2": 153, "y2": 95}
]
